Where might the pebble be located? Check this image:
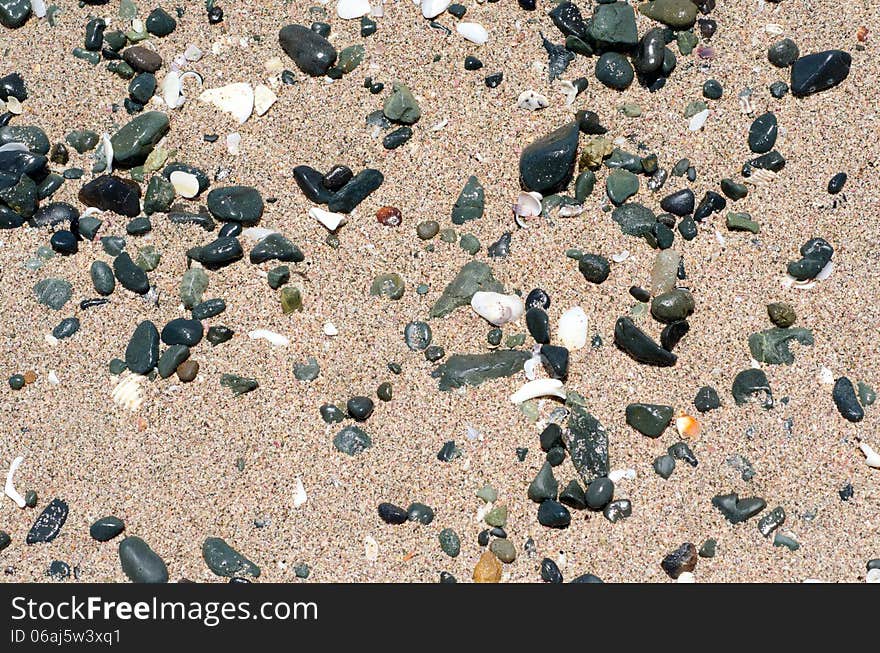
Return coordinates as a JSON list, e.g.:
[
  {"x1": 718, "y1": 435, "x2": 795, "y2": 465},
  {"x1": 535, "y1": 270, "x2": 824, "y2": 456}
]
[
  {"x1": 279, "y1": 24, "x2": 337, "y2": 76},
  {"x1": 52, "y1": 317, "x2": 80, "y2": 339},
  {"x1": 790, "y1": 50, "x2": 851, "y2": 97},
  {"x1": 748, "y1": 112, "x2": 778, "y2": 154},
  {"x1": 452, "y1": 175, "x2": 484, "y2": 224},
  {"x1": 595, "y1": 52, "x2": 634, "y2": 90},
  {"x1": 473, "y1": 550, "x2": 502, "y2": 583},
  {"x1": 203, "y1": 537, "x2": 260, "y2": 578},
  {"x1": 537, "y1": 499, "x2": 571, "y2": 528},
  {"x1": 768, "y1": 38, "x2": 799, "y2": 68},
  {"x1": 625, "y1": 403, "x2": 673, "y2": 438},
  {"x1": 90, "y1": 516, "x2": 125, "y2": 542},
  {"x1": 333, "y1": 425, "x2": 372, "y2": 455},
  {"x1": 832, "y1": 377, "x2": 864, "y2": 422},
  {"x1": 827, "y1": 172, "x2": 847, "y2": 194},
  {"x1": 119, "y1": 536, "x2": 168, "y2": 583},
  {"x1": 578, "y1": 254, "x2": 610, "y2": 284},
  {"x1": 207, "y1": 186, "x2": 264, "y2": 225},
  {"x1": 614, "y1": 316, "x2": 677, "y2": 367},
  {"x1": 519, "y1": 121, "x2": 579, "y2": 194},
  {"x1": 79, "y1": 175, "x2": 142, "y2": 217},
  {"x1": 661, "y1": 543, "x2": 697, "y2": 579},
  {"x1": 378, "y1": 502, "x2": 408, "y2": 525},
  {"x1": 490, "y1": 538, "x2": 517, "y2": 563},
  {"x1": 654, "y1": 454, "x2": 676, "y2": 479},
  {"x1": 586, "y1": 477, "x2": 614, "y2": 509},
  {"x1": 438, "y1": 528, "x2": 461, "y2": 557},
  {"x1": 26, "y1": 498, "x2": 68, "y2": 544},
  {"x1": 176, "y1": 360, "x2": 199, "y2": 383},
  {"x1": 711, "y1": 493, "x2": 766, "y2": 524}
]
